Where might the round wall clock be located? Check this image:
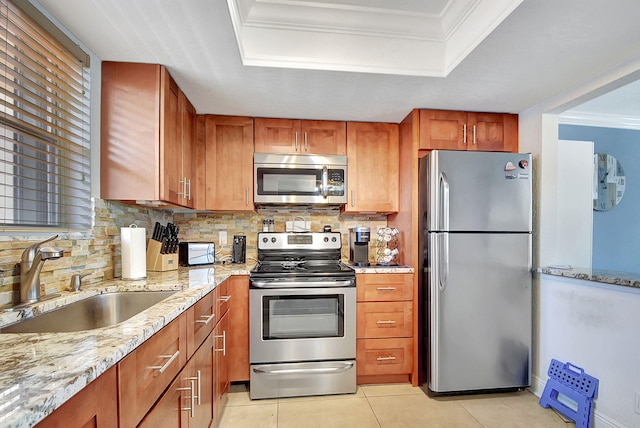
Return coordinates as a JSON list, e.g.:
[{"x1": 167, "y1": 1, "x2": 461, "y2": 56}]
[{"x1": 593, "y1": 153, "x2": 626, "y2": 211}]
